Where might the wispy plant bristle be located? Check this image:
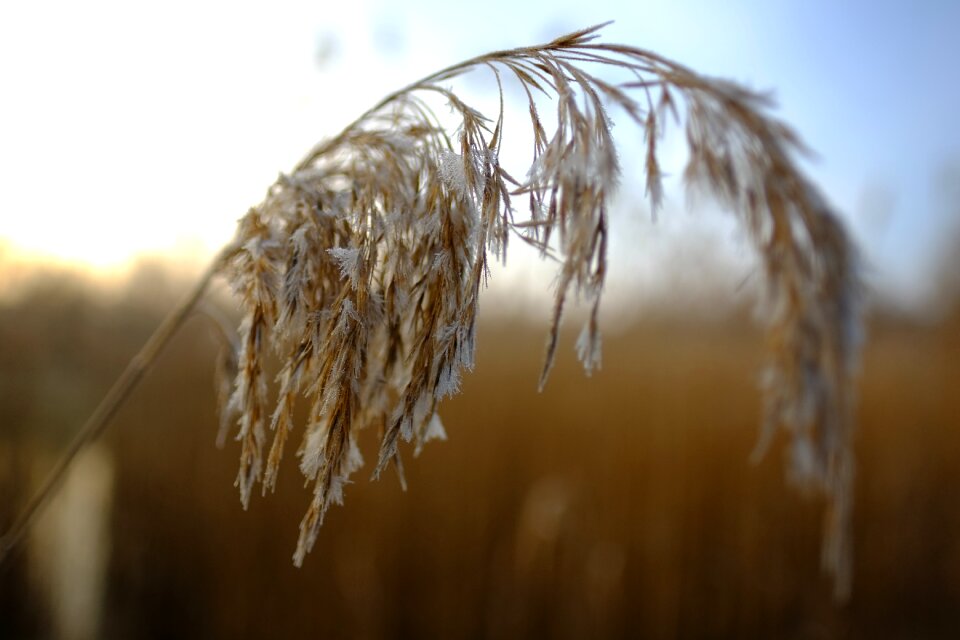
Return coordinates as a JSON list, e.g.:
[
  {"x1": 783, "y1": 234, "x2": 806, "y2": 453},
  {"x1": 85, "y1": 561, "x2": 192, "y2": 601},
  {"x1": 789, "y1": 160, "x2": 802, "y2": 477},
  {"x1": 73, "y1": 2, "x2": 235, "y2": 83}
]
[{"x1": 219, "y1": 24, "x2": 862, "y2": 599}]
